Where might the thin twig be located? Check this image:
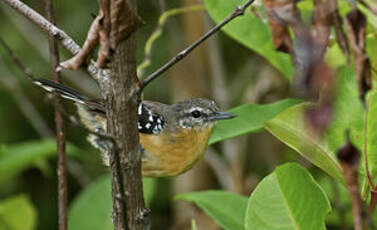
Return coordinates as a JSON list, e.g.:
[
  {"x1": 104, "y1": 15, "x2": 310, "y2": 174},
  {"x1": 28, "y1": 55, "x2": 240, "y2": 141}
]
[
  {"x1": 0, "y1": 0, "x2": 107, "y2": 85},
  {"x1": 0, "y1": 0, "x2": 80, "y2": 54},
  {"x1": 0, "y1": 65, "x2": 53, "y2": 137},
  {"x1": 45, "y1": 1, "x2": 67, "y2": 230},
  {"x1": 0, "y1": 37, "x2": 53, "y2": 137},
  {"x1": 0, "y1": 37, "x2": 34, "y2": 80},
  {"x1": 139, "y1": 0, "x2": 255, "y2": 90}
]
